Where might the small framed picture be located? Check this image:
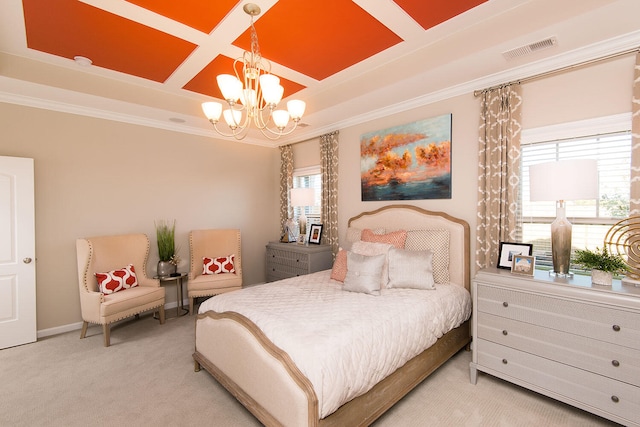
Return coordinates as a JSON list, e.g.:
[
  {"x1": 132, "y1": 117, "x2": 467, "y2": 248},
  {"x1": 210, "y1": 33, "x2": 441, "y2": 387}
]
[
  {"x1": 497, "y1": 242, "x2": 533, "y2": 269},
  {"x1": 511, "y1": 255, "x2": 535, "y2": 275},
  {"x1": 297, "y1": 234, "x2": 306, "y2": 245},
  {"x1": 308, "y1": 224, "x2": 323, "y2": 244}
]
